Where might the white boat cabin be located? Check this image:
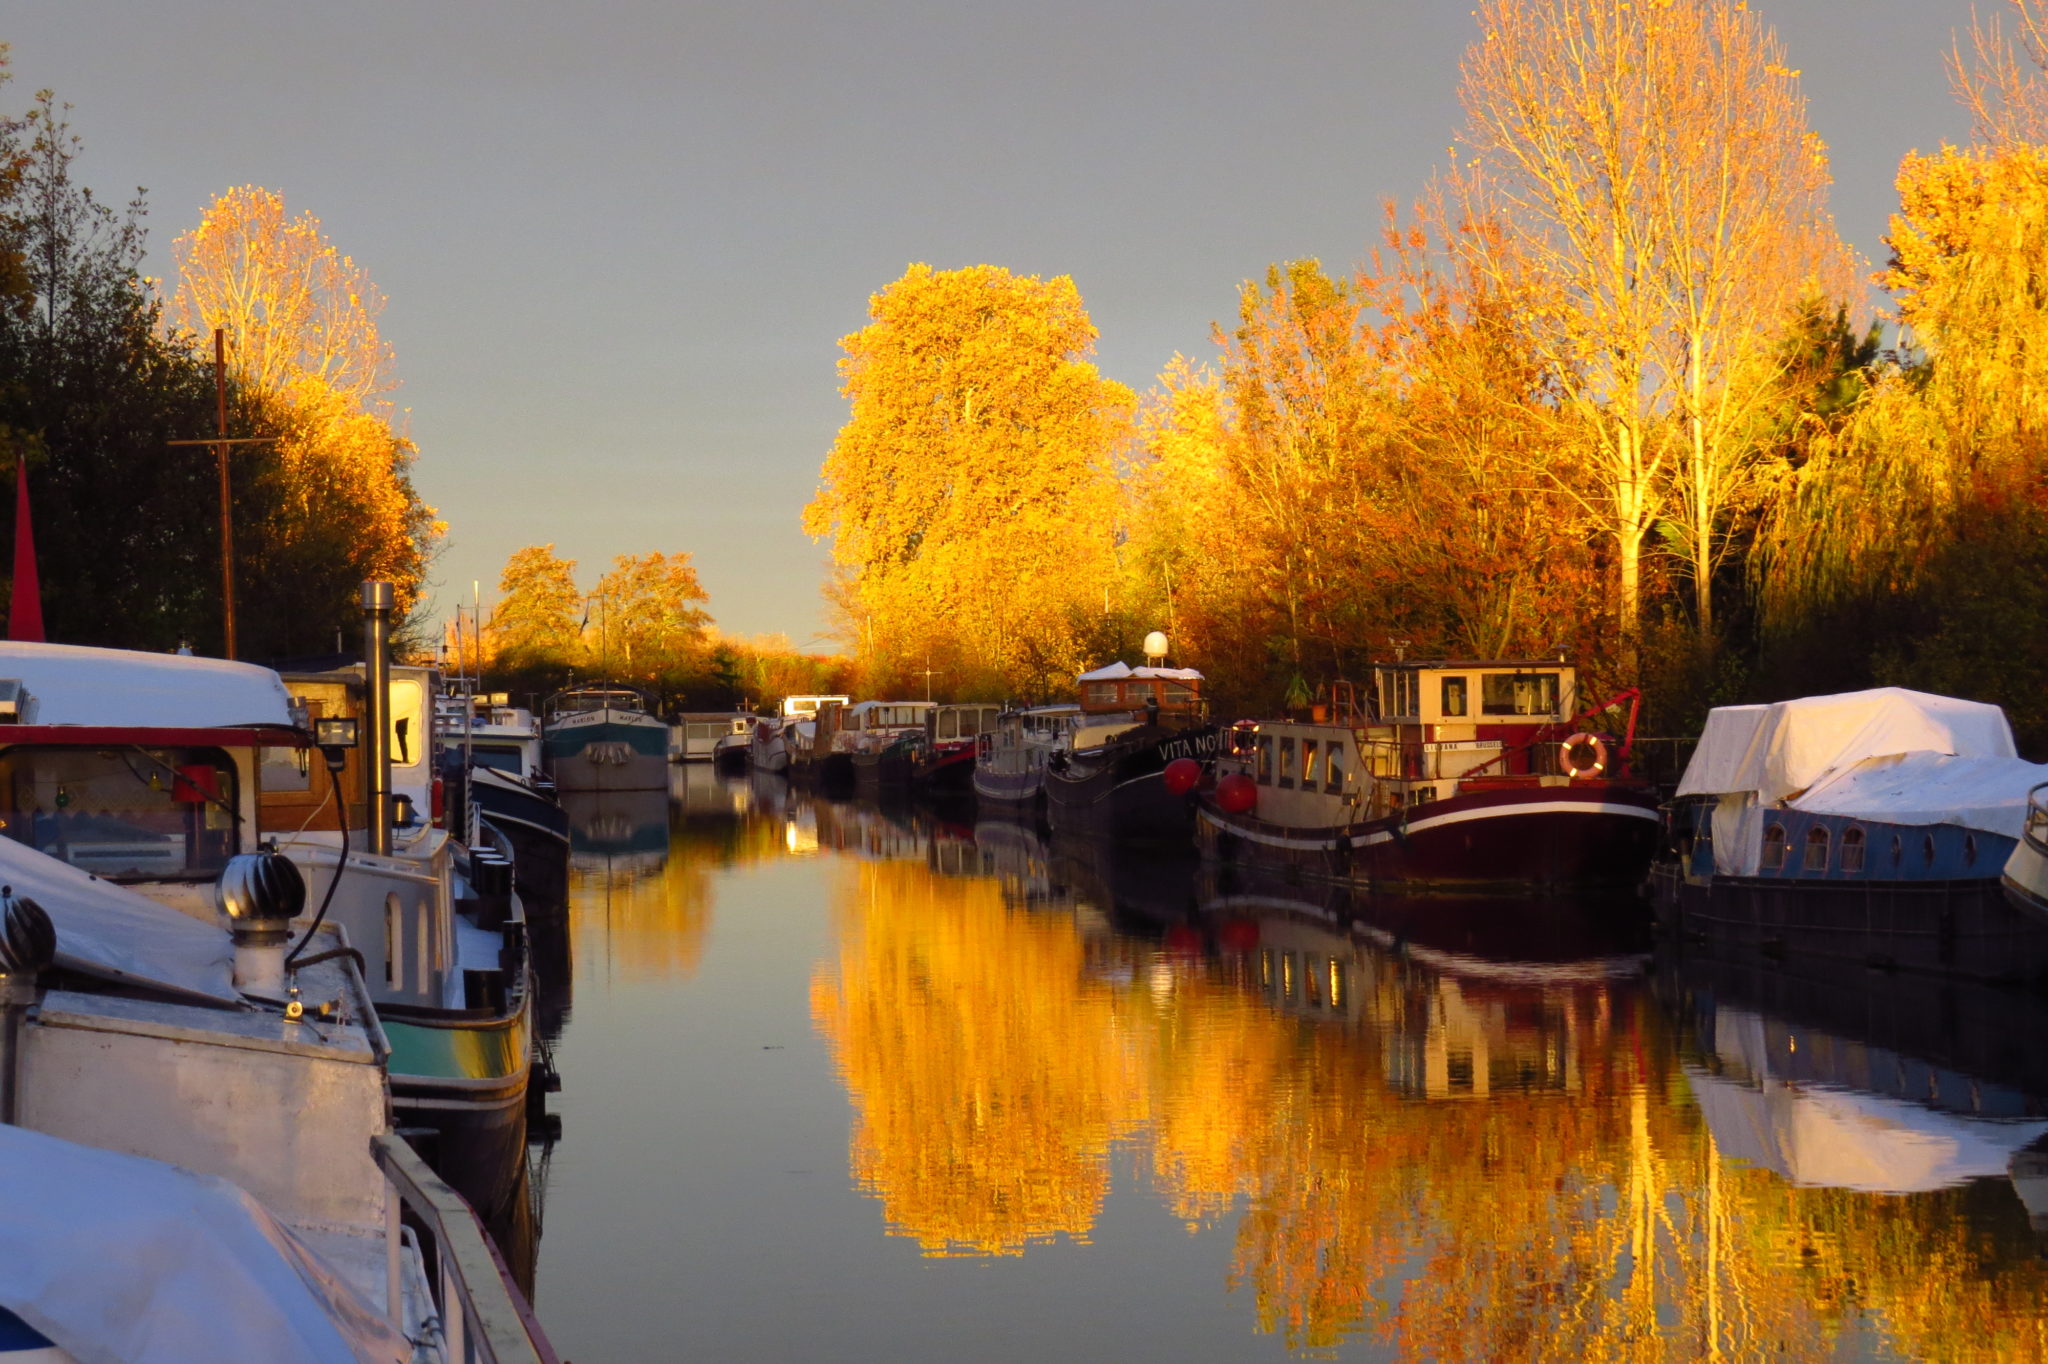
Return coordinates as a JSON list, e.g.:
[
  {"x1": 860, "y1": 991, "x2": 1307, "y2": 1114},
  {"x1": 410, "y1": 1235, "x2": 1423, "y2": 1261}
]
[
  {"x1": 674, "y1": 711, "x2": 754, "y2": 761},
  {"x1": 781, "y1": 694, "x2": 850, "y2": 719},
  {"x1": 830, "y1": 701, "x2": 935, "y2": 754},
  {"x1": 980, "y1": 704, "x2": 1082, "y2": 779},
  {"x1": 1221, "y1": 660, "x2": 1585, "y2": 825}
]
